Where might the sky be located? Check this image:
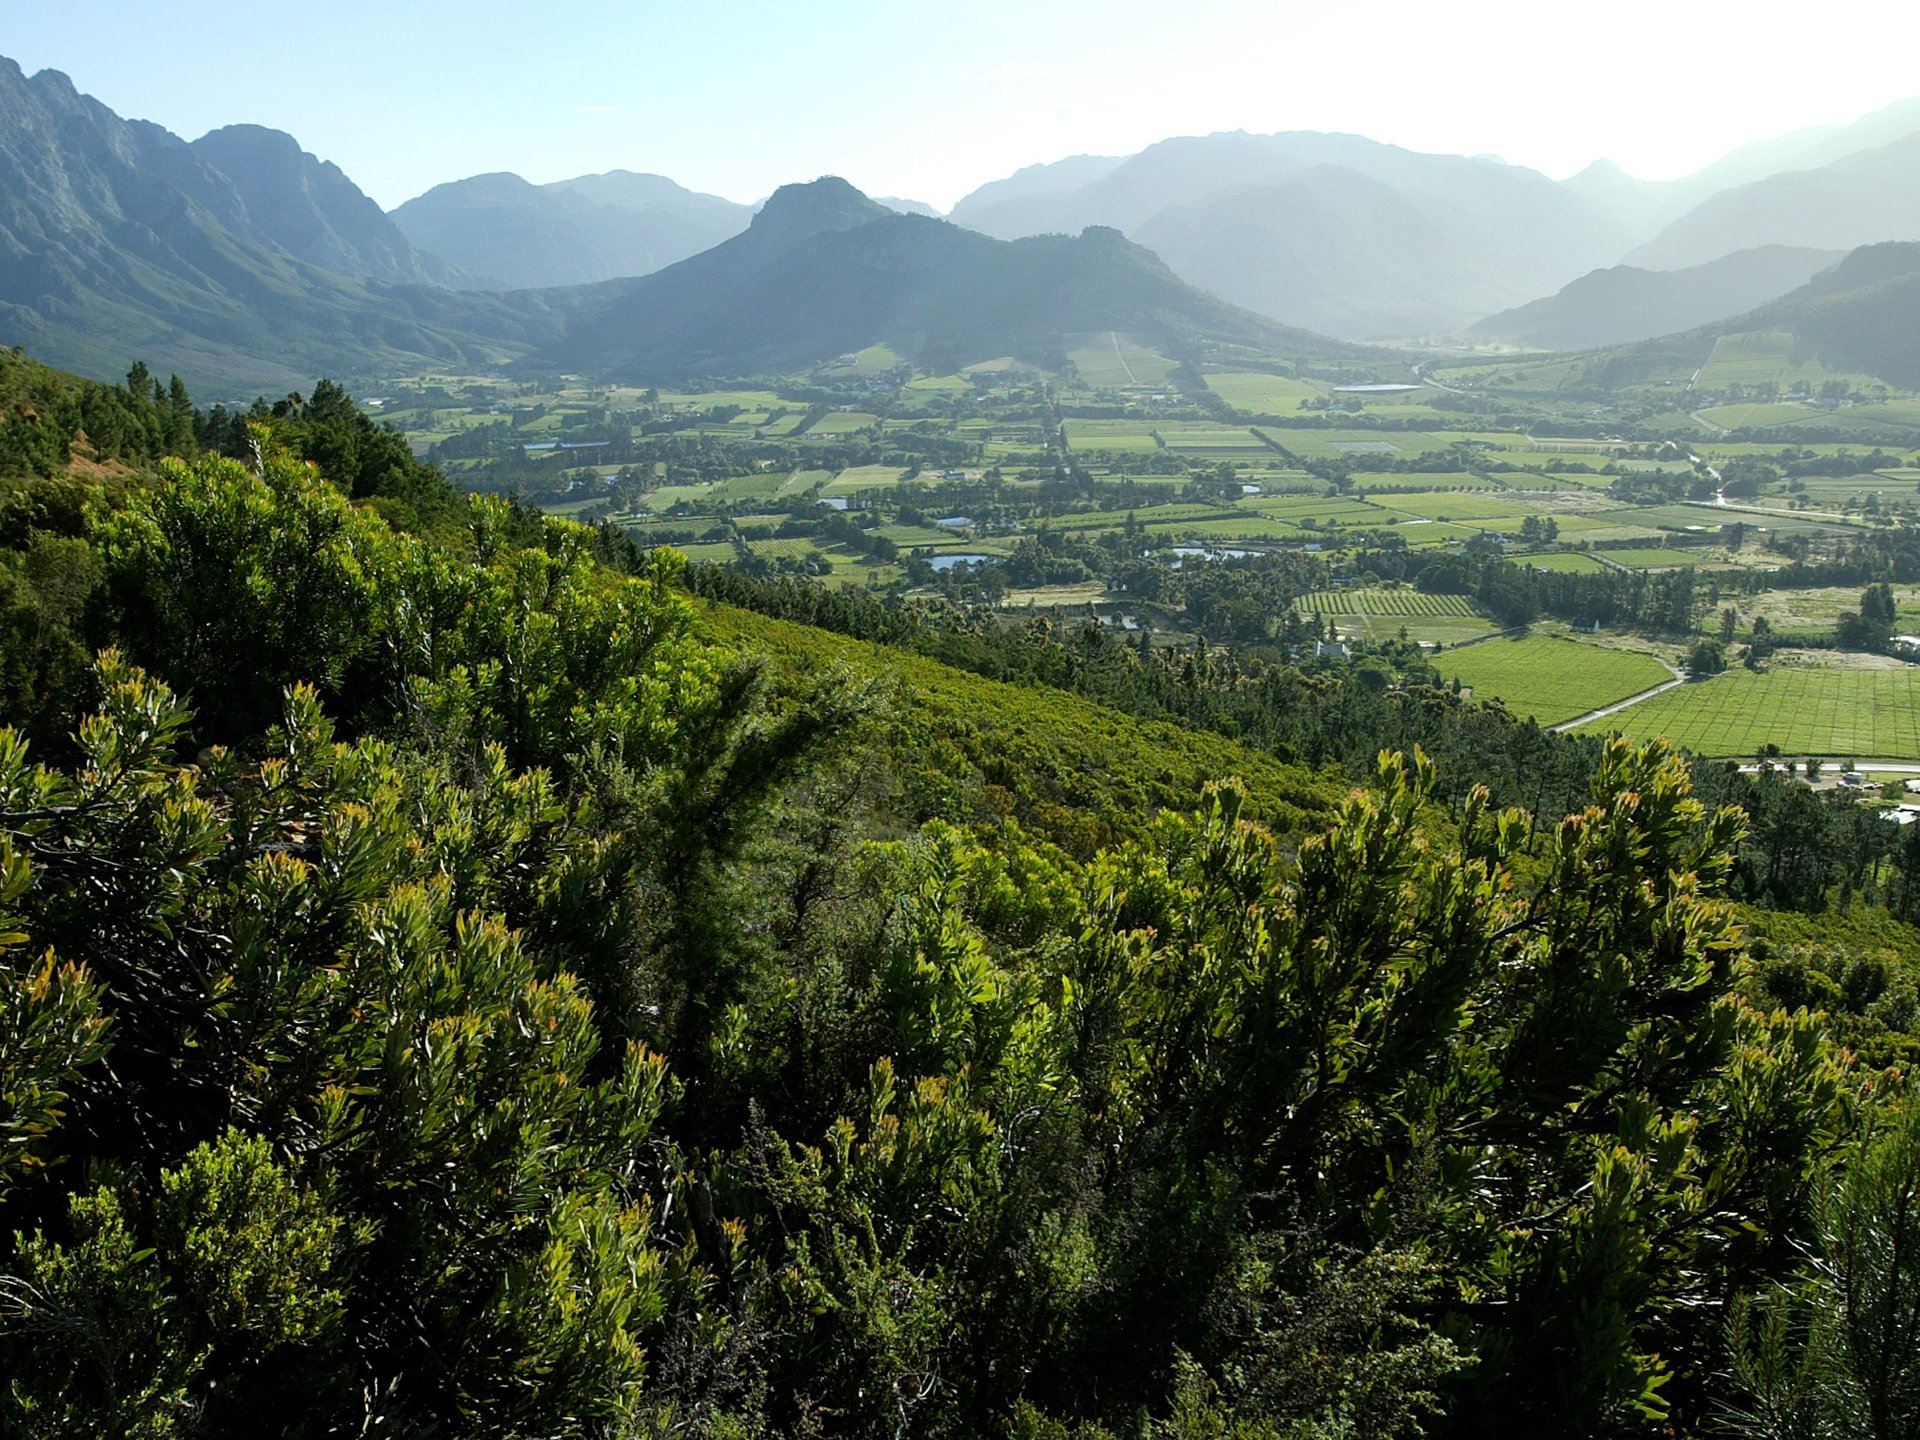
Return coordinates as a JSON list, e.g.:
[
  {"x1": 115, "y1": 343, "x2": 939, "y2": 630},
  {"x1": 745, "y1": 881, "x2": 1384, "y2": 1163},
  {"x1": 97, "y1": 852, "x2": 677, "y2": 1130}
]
[{"x1": 6, "y1": 0, "x2": 1920, "y2": 211}]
